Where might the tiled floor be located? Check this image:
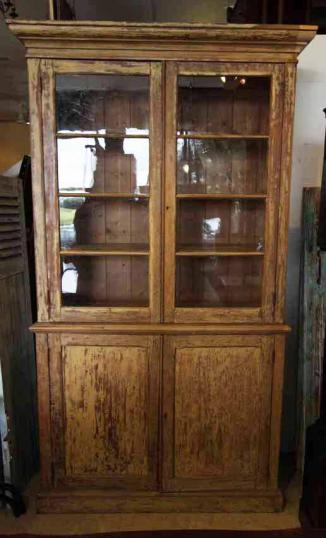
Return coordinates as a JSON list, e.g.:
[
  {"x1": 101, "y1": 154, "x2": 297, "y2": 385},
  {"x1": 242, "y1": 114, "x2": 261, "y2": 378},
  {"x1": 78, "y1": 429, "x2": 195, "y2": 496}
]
[{"x1": 0, "y1": 479, "x2": 301, "y2": 534}]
